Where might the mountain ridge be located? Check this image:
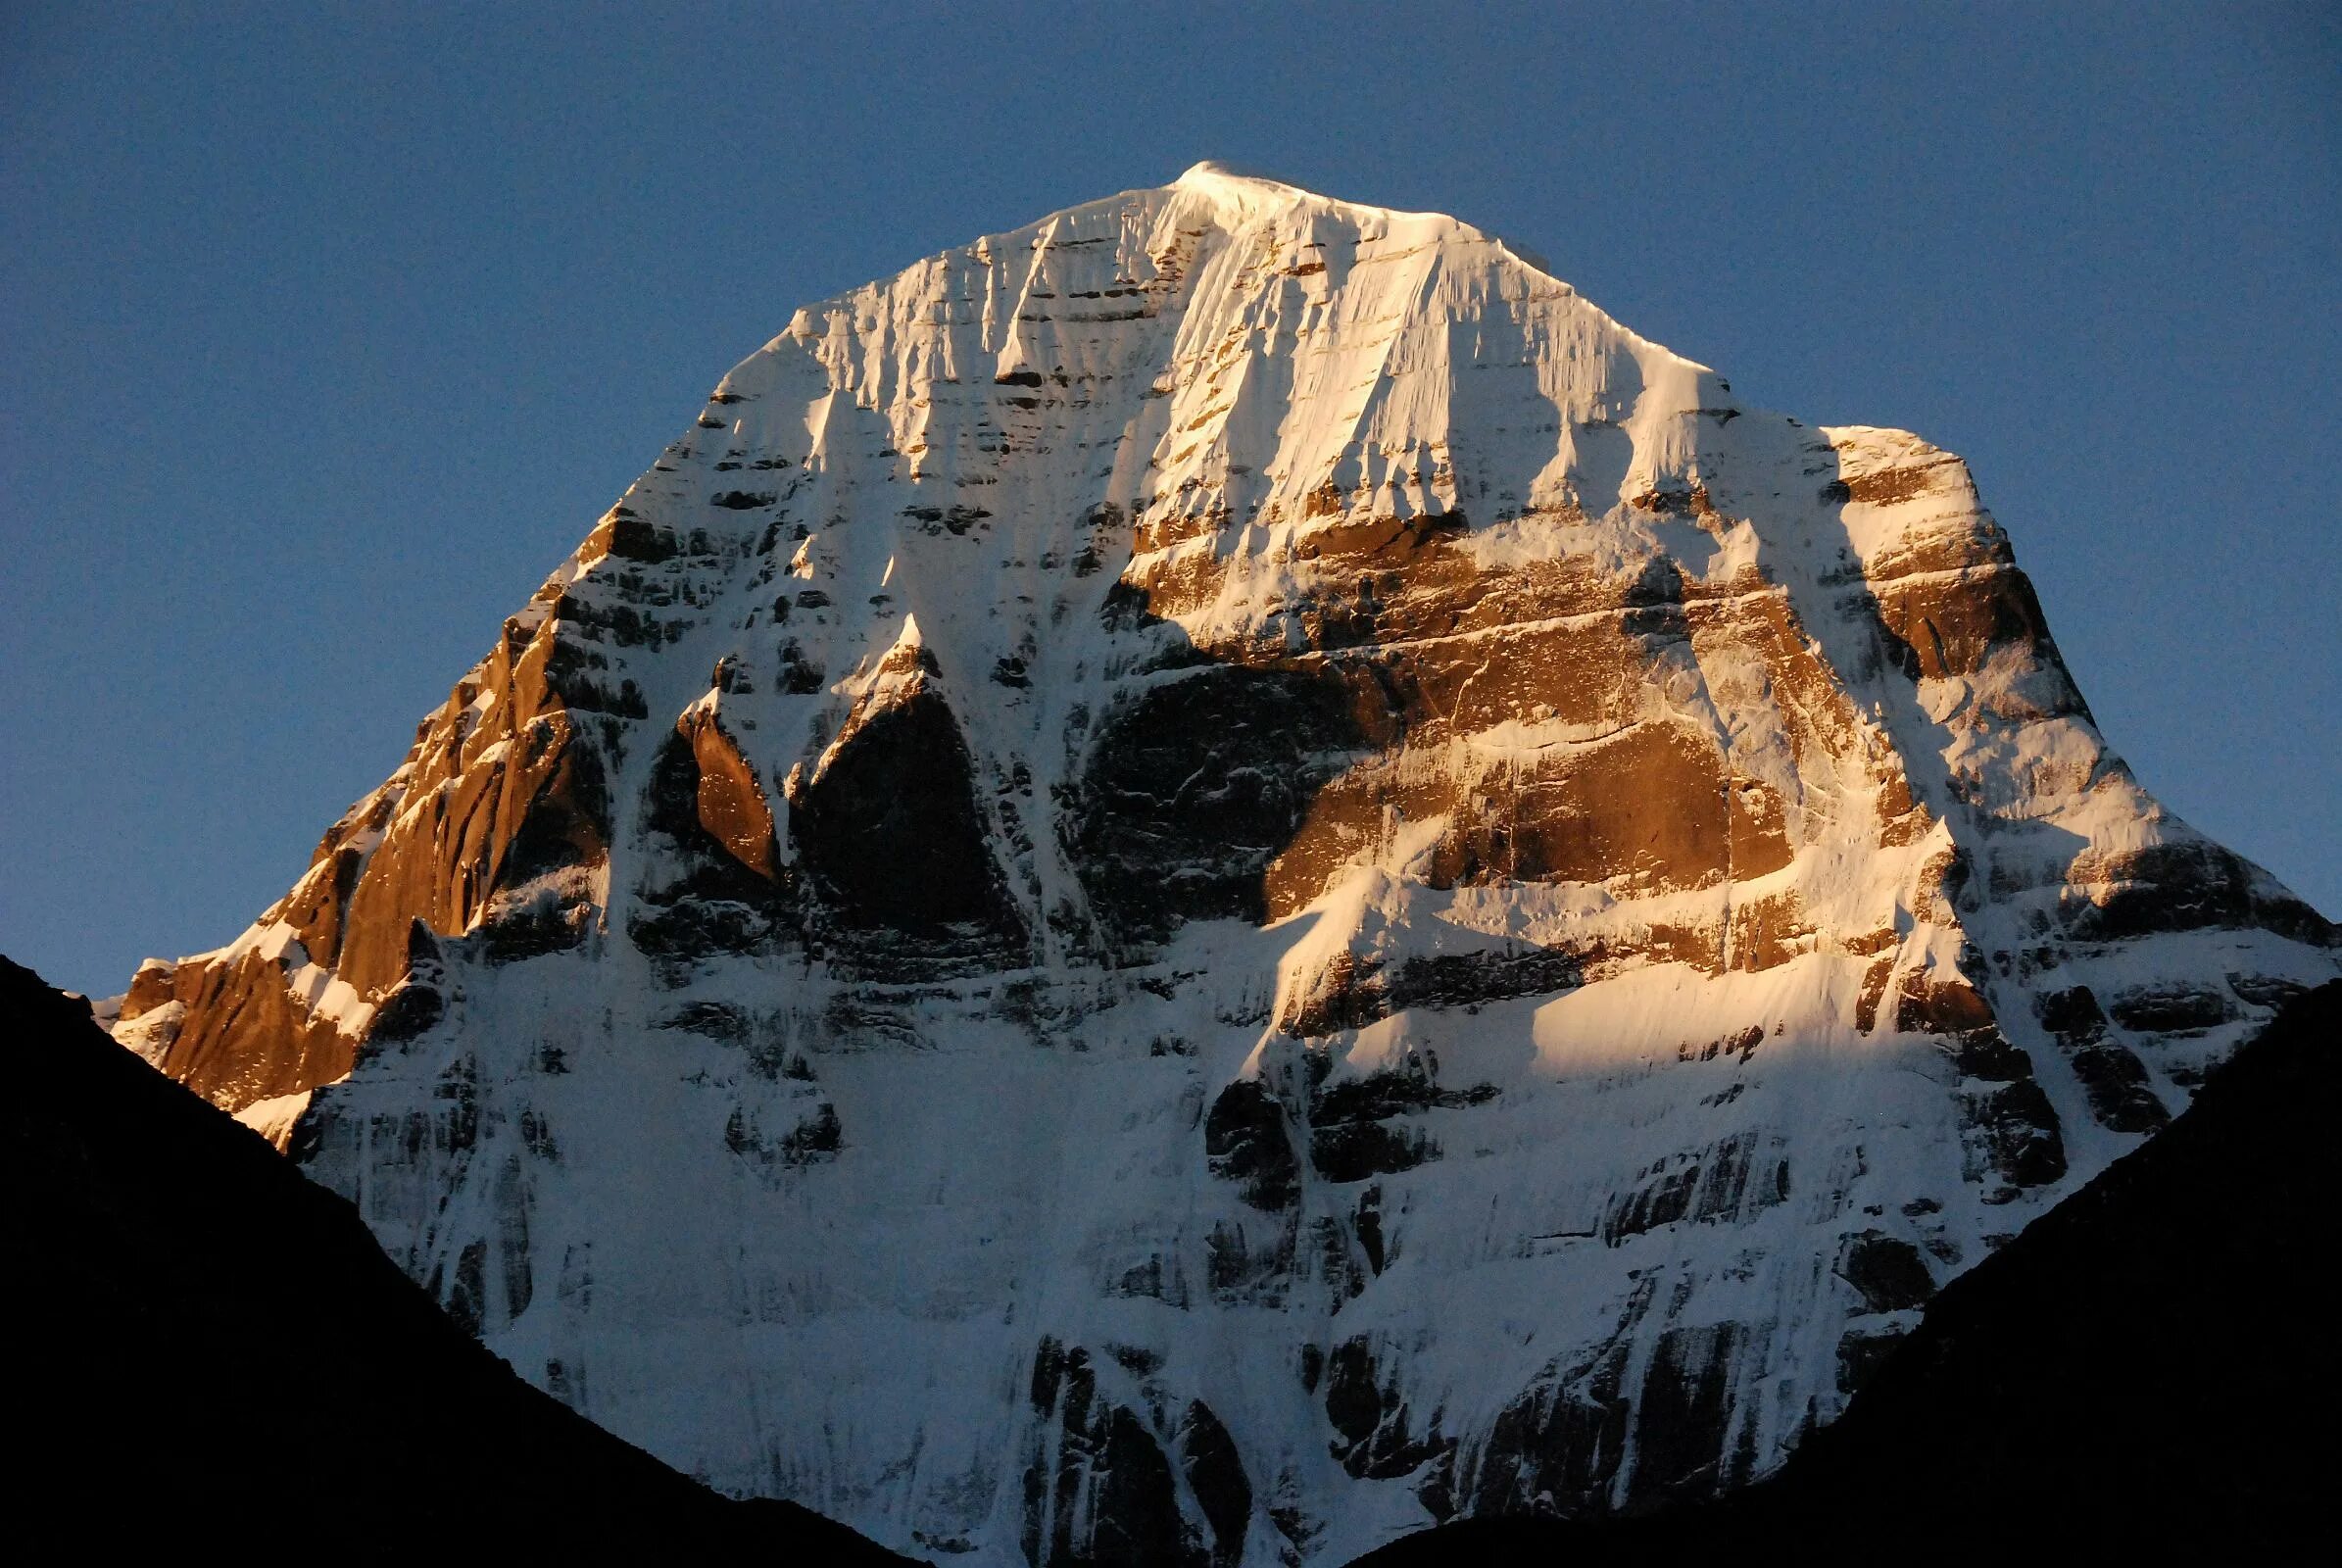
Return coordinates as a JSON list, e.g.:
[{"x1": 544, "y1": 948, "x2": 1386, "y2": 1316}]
[{"x1": 4, "y1": 954, "x2": 916, "y2": 1563}]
